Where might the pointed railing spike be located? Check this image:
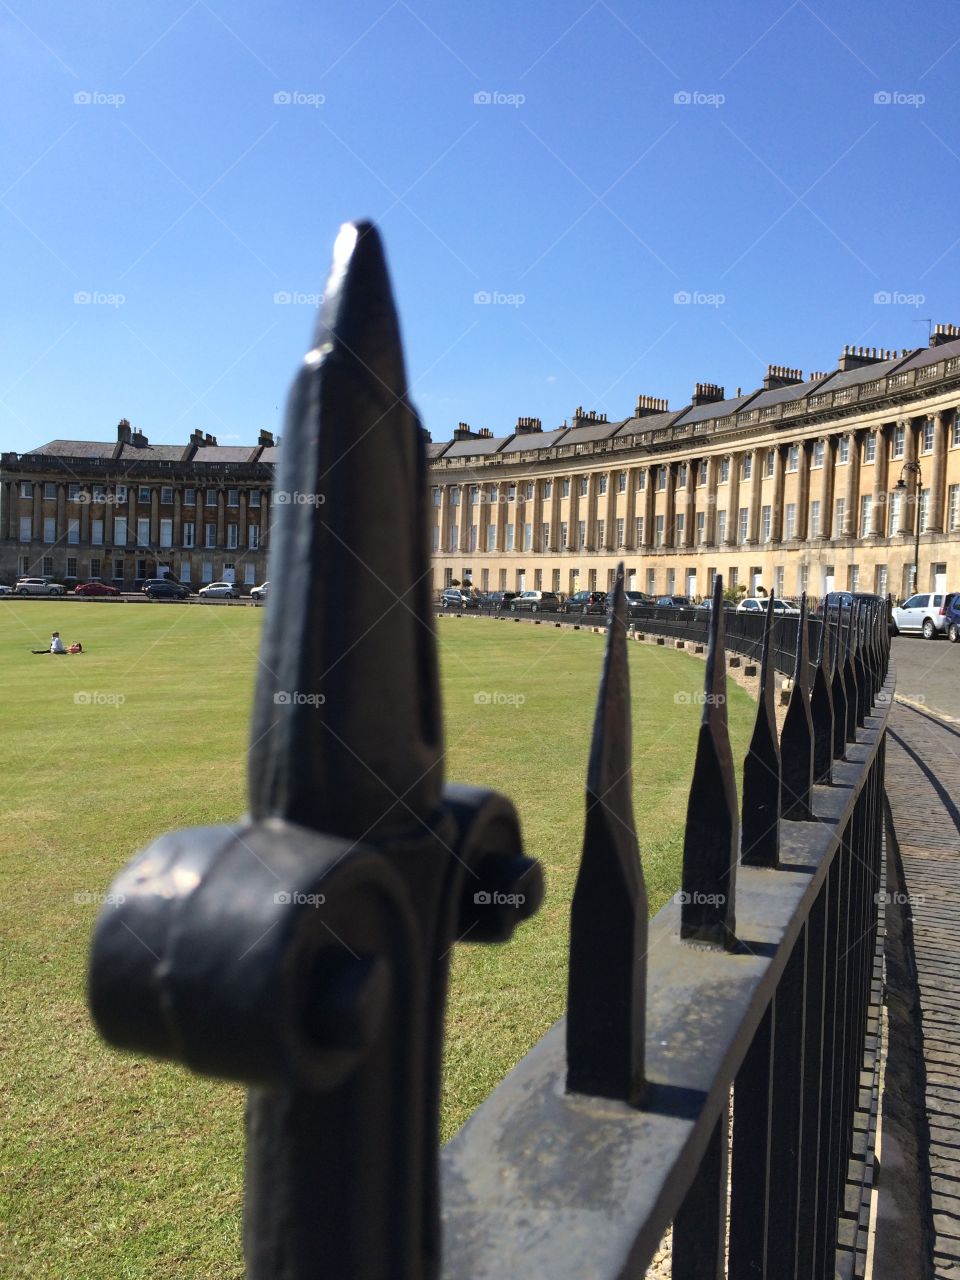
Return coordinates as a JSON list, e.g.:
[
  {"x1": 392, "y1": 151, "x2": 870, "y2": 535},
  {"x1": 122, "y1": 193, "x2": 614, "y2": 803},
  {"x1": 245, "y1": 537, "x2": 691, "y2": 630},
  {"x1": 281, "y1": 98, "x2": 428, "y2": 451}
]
[
  {"x1": 830, "y1": 608, "x2": 848, "y2": 761},
  {"x1": 842, "y1": 604, "x2": 859, "y2": 743},
  {"x1": 680, "y1": 574, "x2": 739, "y2": 948},
  {"x1": 248, "y1": 221, "x2": 442, "y2": 841},
  {"x1": 567, "y1": 563, "x2": 647, "y2": 1103},
  {"x1": 810, "y1": 606, "x2": 835, "y2": 785},
  {"x1": 851, "y1": 601, "x2": 868, "y2": 728},
  {"x1": 741, "y1": 592, "x2": 781, "y2": 868},
  {"x1": 780, "y1": 593, "x2": 814, "y2": 821}
]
